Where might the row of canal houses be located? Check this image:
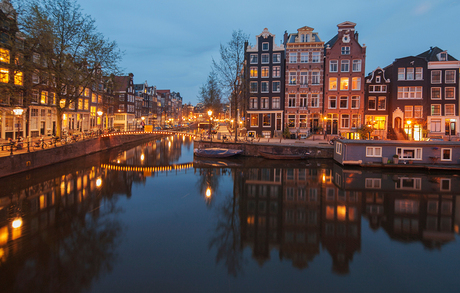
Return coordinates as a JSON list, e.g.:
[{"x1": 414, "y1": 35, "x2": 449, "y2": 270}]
[
  {"x1": 244, "y1": 22, "x2": 459, "y2": 141},
  {"x1": 0, "y1": 2, "x2": 182, "y2": 140}
]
